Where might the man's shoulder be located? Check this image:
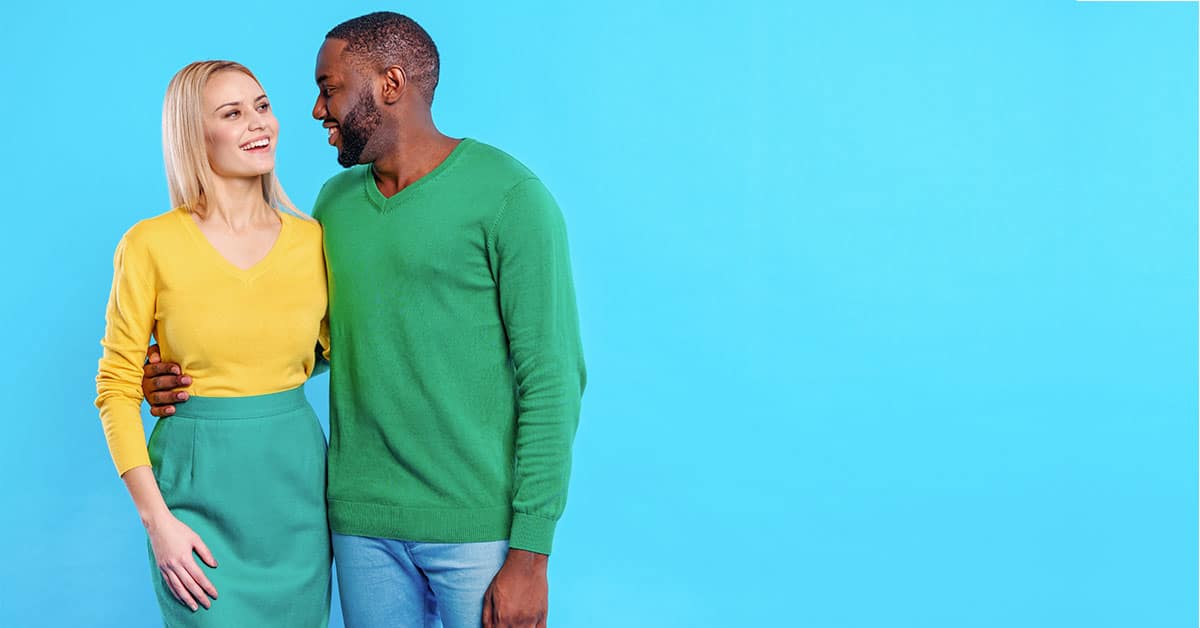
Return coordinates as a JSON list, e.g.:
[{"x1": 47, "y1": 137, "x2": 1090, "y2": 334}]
[
  {"x1": 313, "y1": 166, "x2": 369, "y2": 220},
  {"x1": 460, "y1": 139, "x2": 539, "y2": 184},
  {"x1": 321, "y1": 166, "x2": 367, "y2": 192},
  {"x1": 317, "y1": 166, "x2": 367, "y2": 199}
]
